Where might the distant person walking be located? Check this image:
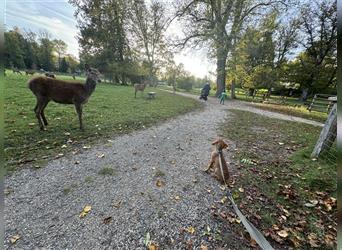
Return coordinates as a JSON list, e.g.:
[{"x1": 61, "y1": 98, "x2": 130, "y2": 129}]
[
  {"x1": 219, "y1": 89, "x2": 227, "y2": 105},
  {"x1": 199, "y1": 82, "x2": 211, "y2": 101}
]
